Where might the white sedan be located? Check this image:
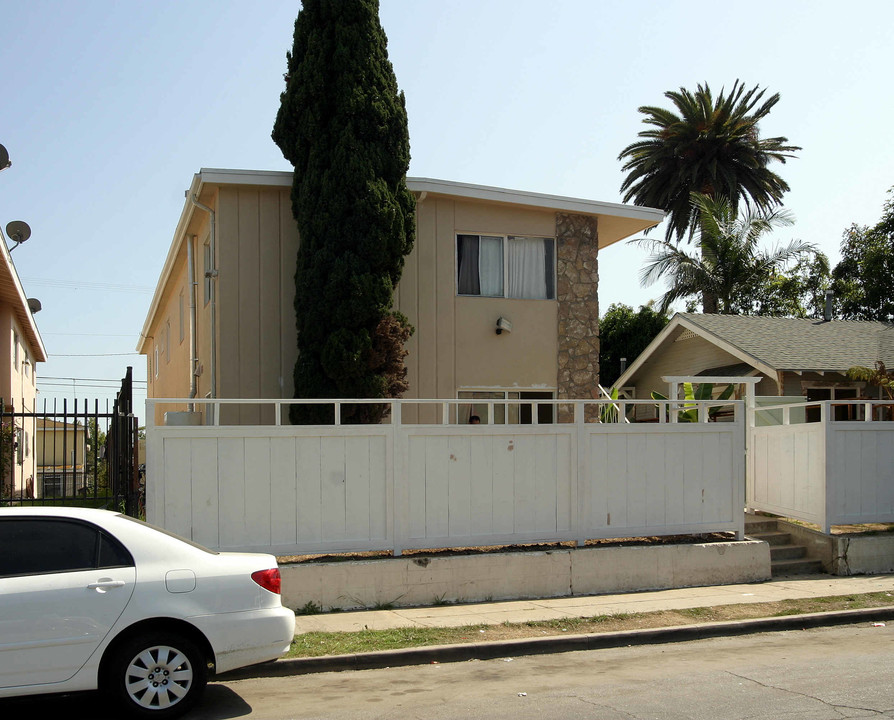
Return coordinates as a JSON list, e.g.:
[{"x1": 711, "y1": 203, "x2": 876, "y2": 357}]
[{"x1": 0, "y1": 506, "x2": 295, "y2": 718}]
